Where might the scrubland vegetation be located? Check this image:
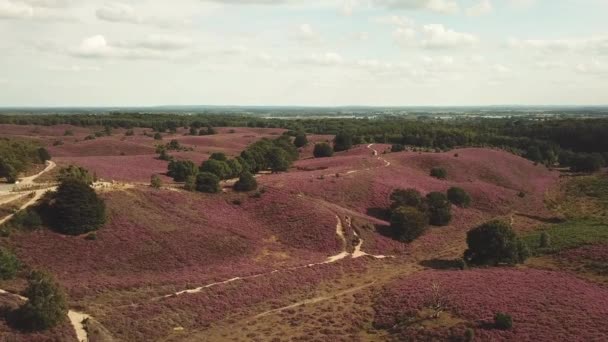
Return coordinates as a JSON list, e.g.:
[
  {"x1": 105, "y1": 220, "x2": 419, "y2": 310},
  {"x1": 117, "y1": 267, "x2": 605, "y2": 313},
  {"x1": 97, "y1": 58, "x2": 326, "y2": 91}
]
[{"x1": 0, "y1": 113, "x2": 607, "y2": 341}]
